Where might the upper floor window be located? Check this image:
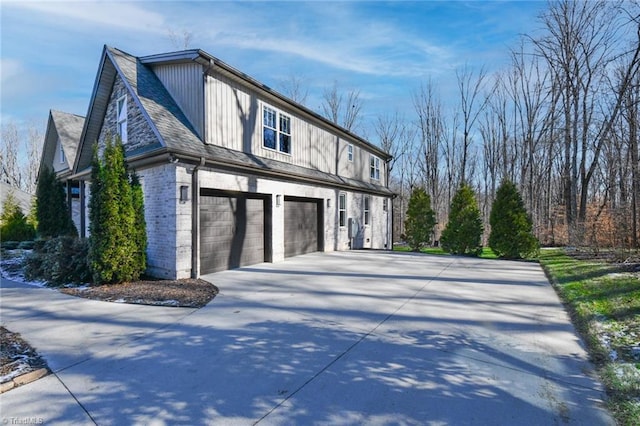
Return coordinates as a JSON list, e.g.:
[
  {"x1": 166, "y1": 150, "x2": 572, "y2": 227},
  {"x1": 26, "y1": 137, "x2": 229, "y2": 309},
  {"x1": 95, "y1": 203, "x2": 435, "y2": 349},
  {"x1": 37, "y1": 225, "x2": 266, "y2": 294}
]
[
  {"x1": 263, "y1": 105, "x2": 291, "y2": 154},
  {"x1": 347, "y1": 144, "x2": 353, "y2": 162},
  {"x1": 370, "y1": 155, "x2": 381, "y2": 180},
  {"x1": 59, "y1": 141, "x2": 65, "y2": 164},
  {"x1": 117, "y1": 95, "x2": 128, "y2": 143},
  {"x1": 339, "y1": 193, "x2": 346, "y2": 227},
  {"x1": 363, "y1": 195, "x2": 370, "y2": 225}
]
